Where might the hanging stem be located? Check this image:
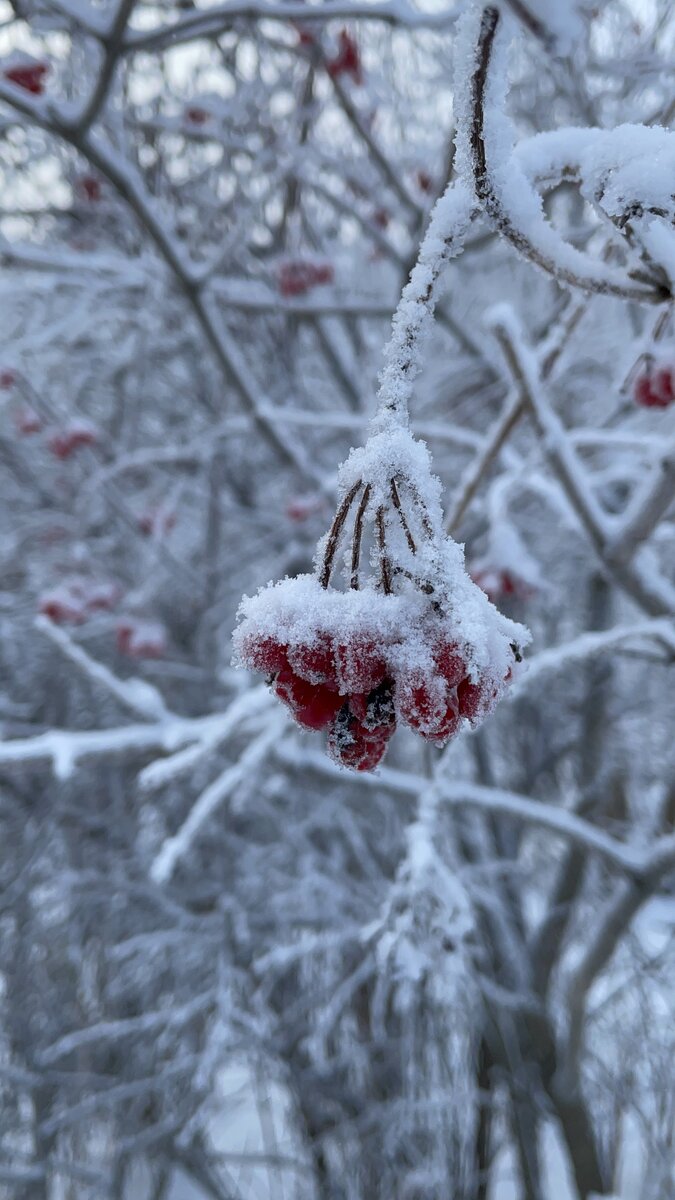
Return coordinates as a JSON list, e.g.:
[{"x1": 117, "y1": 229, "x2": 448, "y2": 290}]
[
  {"x1": 319, "y1": 479, "x2": 362, "y2": 588},
  {"x1": 375, "y1": 507, "x2": 393, "y2": 594},
  {"x1": 390, "y1": 477, "x2": 416, "y2": 554},
  {"x1": 350, "y1": 483, "x2": 372, "y2": 589}
]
